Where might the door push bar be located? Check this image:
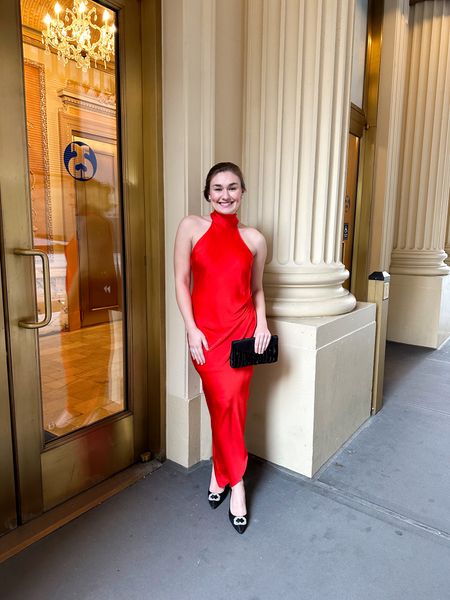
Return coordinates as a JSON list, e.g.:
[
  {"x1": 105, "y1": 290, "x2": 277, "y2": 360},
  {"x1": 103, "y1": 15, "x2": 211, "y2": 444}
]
[{"x1": 14, "y1": 248, "x2": 52, "y2": 329}]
